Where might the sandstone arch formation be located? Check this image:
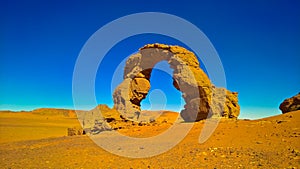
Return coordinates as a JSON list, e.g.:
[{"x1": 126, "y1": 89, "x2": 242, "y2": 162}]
[{"x1": 113, "y1": 44, "x2": 240, "y2": 122}]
